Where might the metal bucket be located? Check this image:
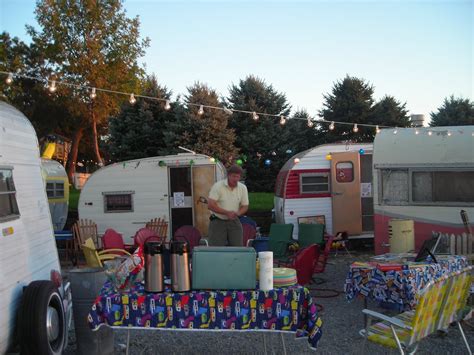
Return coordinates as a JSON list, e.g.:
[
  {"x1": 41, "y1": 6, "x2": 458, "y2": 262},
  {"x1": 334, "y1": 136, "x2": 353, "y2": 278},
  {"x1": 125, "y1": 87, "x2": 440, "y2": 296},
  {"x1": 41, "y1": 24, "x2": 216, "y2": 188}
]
[{"x1": 68, "y1": 268, "x2": 114, "y2": 355}]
